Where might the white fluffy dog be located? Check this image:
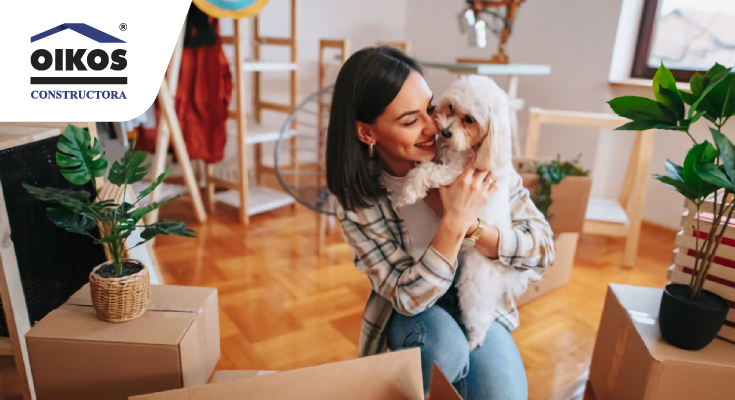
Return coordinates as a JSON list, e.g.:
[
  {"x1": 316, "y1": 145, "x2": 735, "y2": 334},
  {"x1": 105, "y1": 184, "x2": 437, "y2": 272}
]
[{"x1": 395, "y1": 75, "x2": 532, "y2": 350}]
